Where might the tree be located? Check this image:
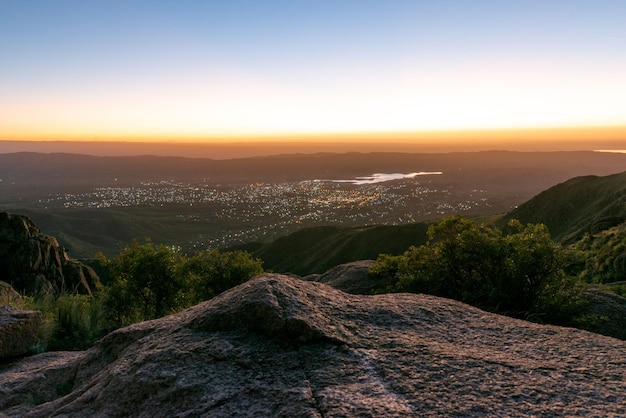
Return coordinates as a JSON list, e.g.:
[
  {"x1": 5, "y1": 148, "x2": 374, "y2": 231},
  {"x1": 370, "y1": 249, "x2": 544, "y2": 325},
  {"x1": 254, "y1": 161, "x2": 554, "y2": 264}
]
[
  {"x1": 183, "y1": 249, "x2": 264, "y2": 302},
  {"x1": 103, "y1": 241, "x2": 185, "y2": 326},
  {"x1": 371, "y1": 216, "x2": 580, "y2": 318}
]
